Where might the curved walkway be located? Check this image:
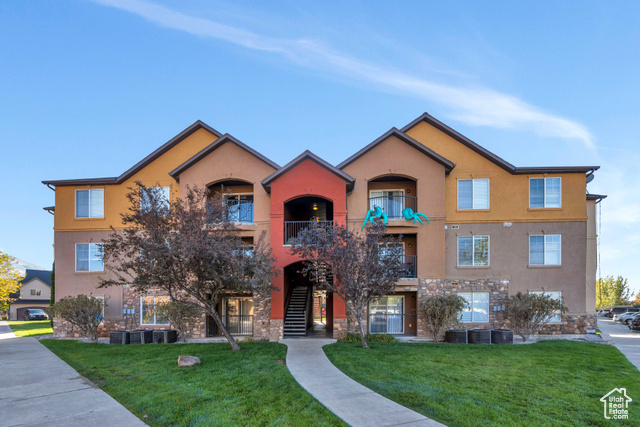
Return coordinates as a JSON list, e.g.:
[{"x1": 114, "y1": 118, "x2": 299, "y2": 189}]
[
  {"x1": 281, "y1": 338, "x2": 444, "y2": 427},
  {"x1": 0, "y1": 321, "x2": 145, "y2": 427}
]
